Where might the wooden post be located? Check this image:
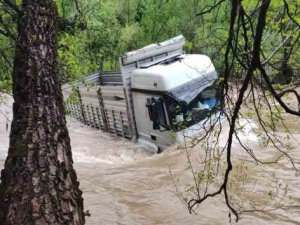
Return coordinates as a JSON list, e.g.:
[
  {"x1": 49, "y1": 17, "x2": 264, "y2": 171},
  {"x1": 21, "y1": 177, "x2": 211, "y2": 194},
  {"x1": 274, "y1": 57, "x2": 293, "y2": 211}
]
[
  {"x1": 86, "y1": 104, "x2": 91, "y2": 126},
  {"x1": 77, "y1": 87, "x2": 87, "y2": 124},
  {"x1": 119, "y1": 111, "x2": 125, "y2": 137},
  {"x1": 91, "y1": 105, "x2": 97, "y2": 128},
  {"x1": 96, "y1": 107, "x2": 102, "y2": 130},
  {"x1": 97, "y1": 87, "x2": 109, "y2": 132},
  {"x1": 112, "y1": 109, "x2": 118, "y2": 136}
]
